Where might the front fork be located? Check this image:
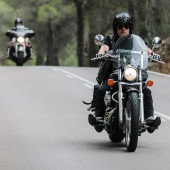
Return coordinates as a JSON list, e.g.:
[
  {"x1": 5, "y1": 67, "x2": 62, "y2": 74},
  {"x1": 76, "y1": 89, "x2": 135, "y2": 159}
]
[
  {"x1": 118, "y1": 68, "x2": 145, "y2": 125},
  {"x1": 15, "y1": 44, "x2": 26, "y2": 58},
  {"x1": 138, "y1": 68, "x2": 145, "y2": 123},
  {"x1": 118, "y1": 69, "x2": 123, "y2": 125}
]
